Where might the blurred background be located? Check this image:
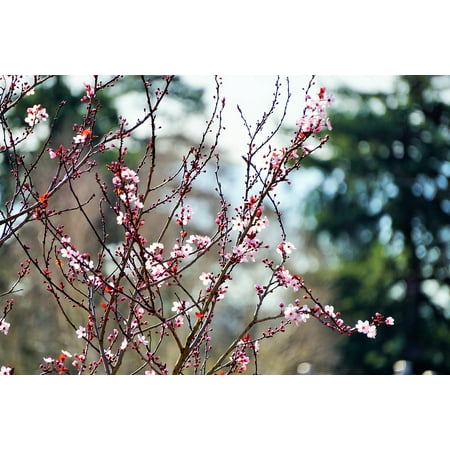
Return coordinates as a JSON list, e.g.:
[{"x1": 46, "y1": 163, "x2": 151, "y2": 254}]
[{"x1": 1, "y1": 75, "x2": 449, "y2": 374}]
